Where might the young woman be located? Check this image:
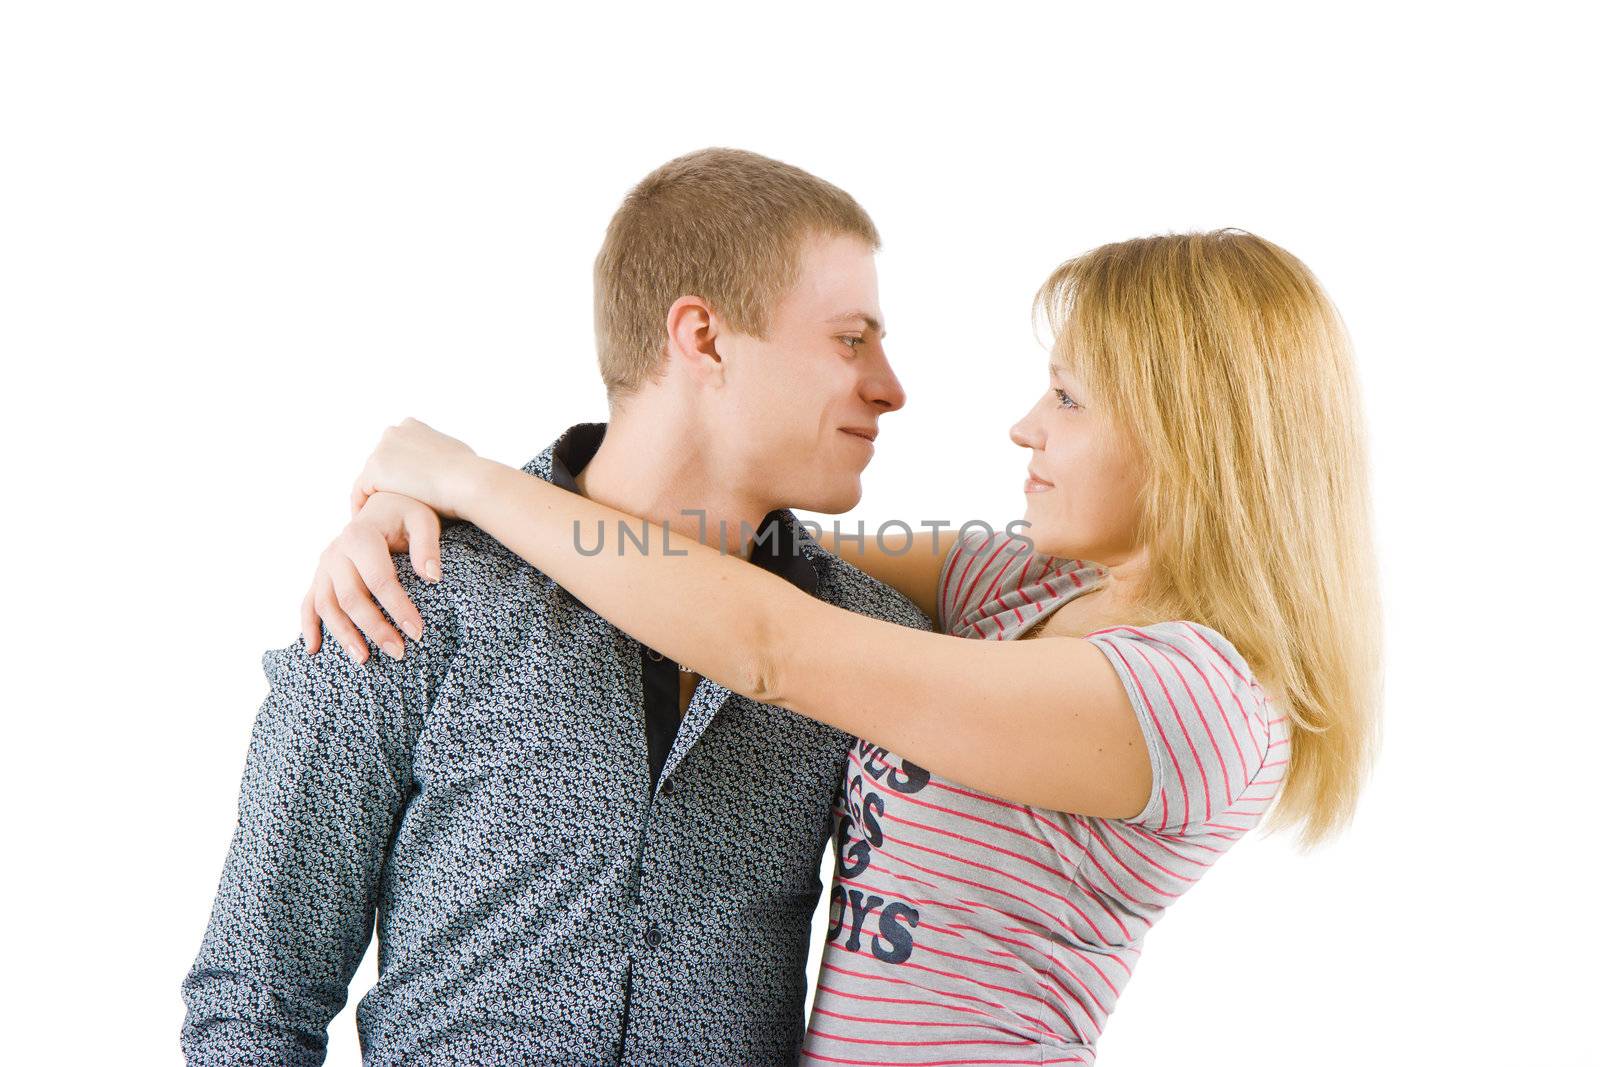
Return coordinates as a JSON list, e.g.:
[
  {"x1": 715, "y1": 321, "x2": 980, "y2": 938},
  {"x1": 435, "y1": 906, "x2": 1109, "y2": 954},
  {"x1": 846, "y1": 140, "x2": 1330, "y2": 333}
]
[{"x1": 303, "y1": 230, "x2": 1381, "y2": 1062}]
